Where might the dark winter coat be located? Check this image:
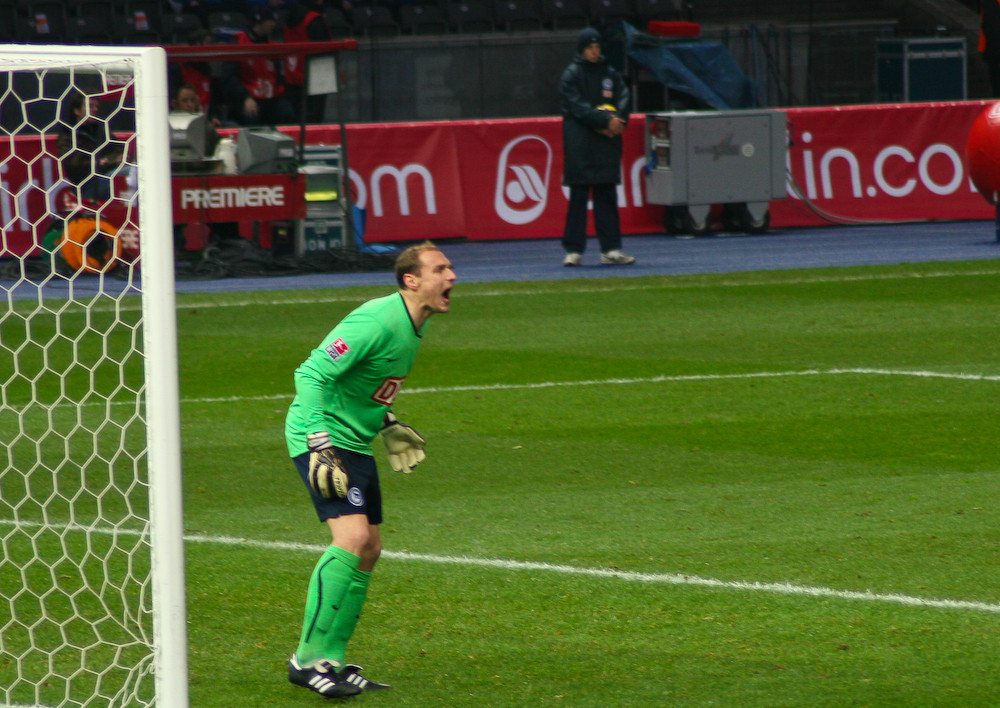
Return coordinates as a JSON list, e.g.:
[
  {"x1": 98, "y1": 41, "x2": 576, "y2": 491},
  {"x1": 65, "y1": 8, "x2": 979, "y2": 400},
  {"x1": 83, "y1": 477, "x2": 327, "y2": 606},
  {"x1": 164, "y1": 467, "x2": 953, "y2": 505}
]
[
  {"x1": 559, "y1": 55, "x2": 630, "y2": 186},
  {"x1": 56, "y1": 119, "x2": 120, "y2": 187}
]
